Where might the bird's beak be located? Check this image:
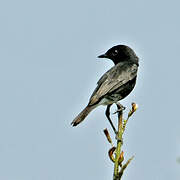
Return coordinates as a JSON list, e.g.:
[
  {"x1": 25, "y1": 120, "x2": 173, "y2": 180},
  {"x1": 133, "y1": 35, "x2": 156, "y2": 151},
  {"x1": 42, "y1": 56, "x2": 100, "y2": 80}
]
[{"x1": 98, "y1": 53, "x2": 108, "y2": 58}]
